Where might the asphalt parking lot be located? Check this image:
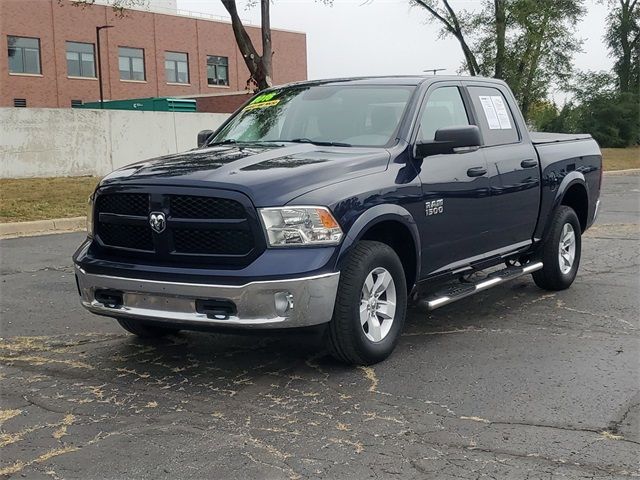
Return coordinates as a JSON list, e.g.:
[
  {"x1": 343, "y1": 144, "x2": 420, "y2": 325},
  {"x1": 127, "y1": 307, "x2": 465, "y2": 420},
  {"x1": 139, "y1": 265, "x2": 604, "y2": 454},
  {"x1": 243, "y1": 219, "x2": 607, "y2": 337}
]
[{"x1": 0, "y1": 172, "x2": 638, "y2": 479}]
